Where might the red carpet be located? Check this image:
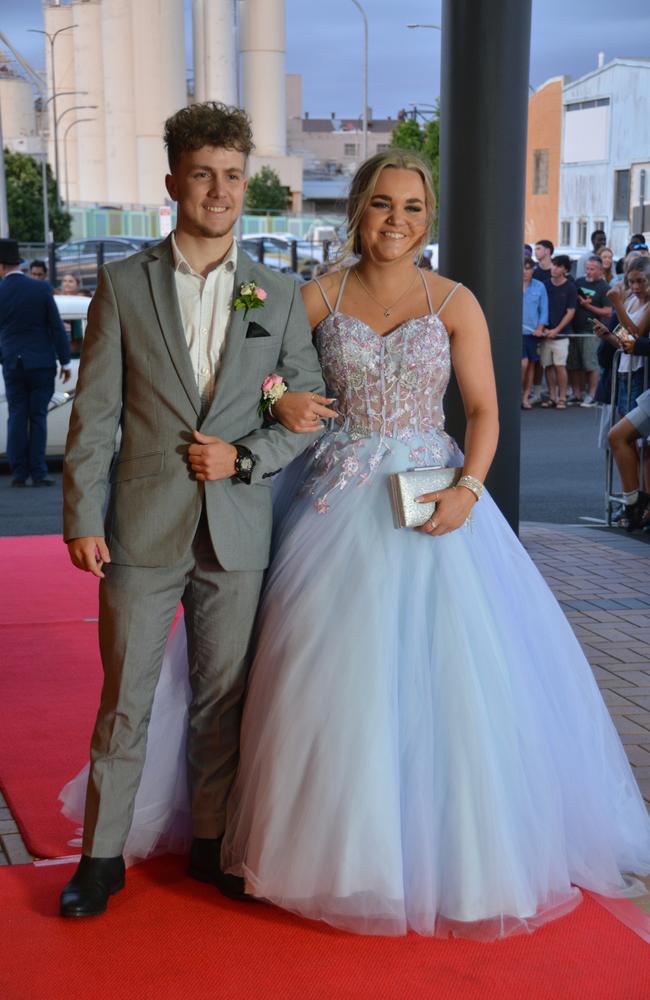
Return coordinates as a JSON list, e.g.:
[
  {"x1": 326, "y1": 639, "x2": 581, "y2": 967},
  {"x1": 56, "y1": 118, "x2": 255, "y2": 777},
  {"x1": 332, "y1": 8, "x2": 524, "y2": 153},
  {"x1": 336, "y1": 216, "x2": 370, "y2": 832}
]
[
  {"x1": 1, "y1": 856, "x2": 649, "y2": 1000},
  {"x1": 0, "y1": 536, "x2": 102, "y2": 858}
]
